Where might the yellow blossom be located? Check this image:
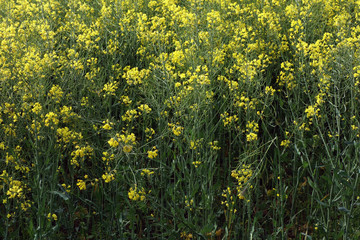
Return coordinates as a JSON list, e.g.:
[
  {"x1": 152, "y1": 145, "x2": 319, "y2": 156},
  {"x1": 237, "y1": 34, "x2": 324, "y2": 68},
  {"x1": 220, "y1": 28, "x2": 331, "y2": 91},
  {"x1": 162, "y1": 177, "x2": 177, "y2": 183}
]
[
  {"x1": 280, "y1": 139, "x2": 291, "y2": 148},
  {"x1": 102, "y1": 81, "x2": 118, "y2": 97},
  {"x1": 44, "y1": 112, "x2": 59, "y2": 127},
  {"x1": 141, "y1": 169, "x2": 154, "y2": 176},
  {"x1": 47, "y1": 213, "x2": 58, "y2": 221},
  {"x1": 128, "y1": 185, "x2": 146, "y2": 201},
  {"x1": 123, "y1": 145, "x2": 133, "y2": 153},
  {"x1": 108, "y1": 138, "x2": 119, "y2": 148},
  {"x1": 138, "y1": 104, "x2": 152, "y2": 113},
  {"x1": 147, "y1": 147, "x2": 158, "y2": 159},
  {"x1": 102, "y1": 172, "x2": 115, "y2": 183},
  {"x1": 48, "y1": 85, "x2": 64, "y2": 103},
  {"x1": 192, "y1": 161, "x2": 202, "y2": 168},
  {"x1": 102, "y1": 120, "x2": 113, "y2": 130},
  {"x1": 77, "y1": 179, "x2": 86, "y2": 190},
  {"x1": 246, "y1": 132, "x2": 258, "y2": 142},
  {"x1": 32, "y1": 102, "x2": 42, "y2": 114}
]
